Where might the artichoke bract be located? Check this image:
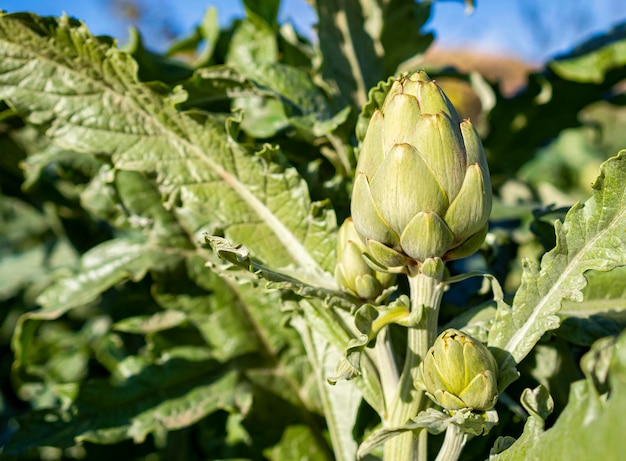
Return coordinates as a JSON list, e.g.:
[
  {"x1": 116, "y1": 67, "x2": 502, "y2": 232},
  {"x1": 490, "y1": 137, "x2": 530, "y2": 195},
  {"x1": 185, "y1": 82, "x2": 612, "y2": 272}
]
[
  {"x1": 351, "y1": 71, "x2": 492, "y2": 268},
  {"x1": 334, "y1": 218, "x2": 396, "y2": 300},
  {"x1": 418, "y1": 329, "x2": 499, "y2": 412}
]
